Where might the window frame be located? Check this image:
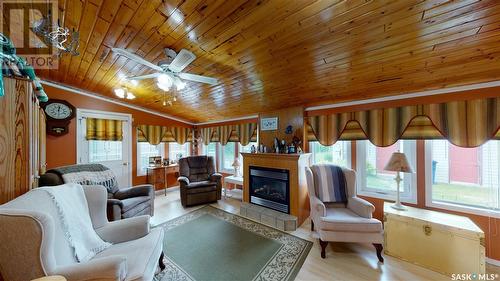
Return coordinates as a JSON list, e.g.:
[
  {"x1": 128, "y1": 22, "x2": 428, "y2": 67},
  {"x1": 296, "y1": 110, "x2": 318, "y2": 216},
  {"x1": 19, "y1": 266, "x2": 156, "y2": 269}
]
[
  {"x1": 136, "y1": 142, "x2": 165, "y2": 176},
  {"x1": 219, "y1": 142, "x2": 237, "y2": 174},
  {"x1": 424, "y1": 140, "x2": 500, "y2": 218},
  {"x1": 356, "y1": 140, "x2": 418, "y2": 204},
  {"x1": 168, "y1": 142, "x2": 191, "y2": 161},
  {"x1": 309, "y1": 141, "x2": 352, "y2": 168}
]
